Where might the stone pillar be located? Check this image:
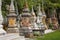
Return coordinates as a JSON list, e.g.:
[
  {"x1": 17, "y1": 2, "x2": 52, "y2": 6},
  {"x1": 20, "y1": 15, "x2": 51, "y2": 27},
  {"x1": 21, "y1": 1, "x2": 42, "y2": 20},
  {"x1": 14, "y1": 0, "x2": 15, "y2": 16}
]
[{"x1": 0, "y1": 0, "x2": 6, "y2": 35}]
